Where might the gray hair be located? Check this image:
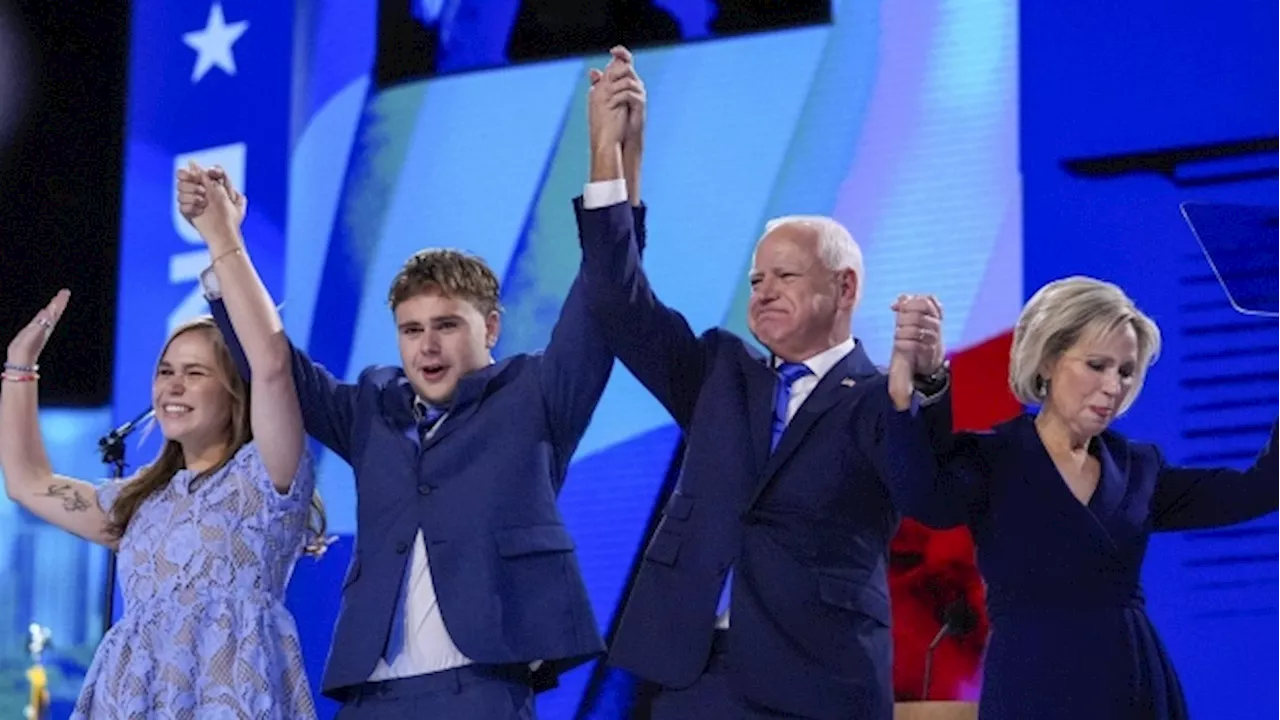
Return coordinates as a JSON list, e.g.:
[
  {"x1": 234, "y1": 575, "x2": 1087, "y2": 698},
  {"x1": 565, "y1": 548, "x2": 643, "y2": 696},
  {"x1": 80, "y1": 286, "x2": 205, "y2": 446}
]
[
  {"x1": 762, "y1": 215, "x2": 865, "y2": 310},
  {"x1": 1009, "y1": 276, "x2": 1162, "y2": 414}
]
